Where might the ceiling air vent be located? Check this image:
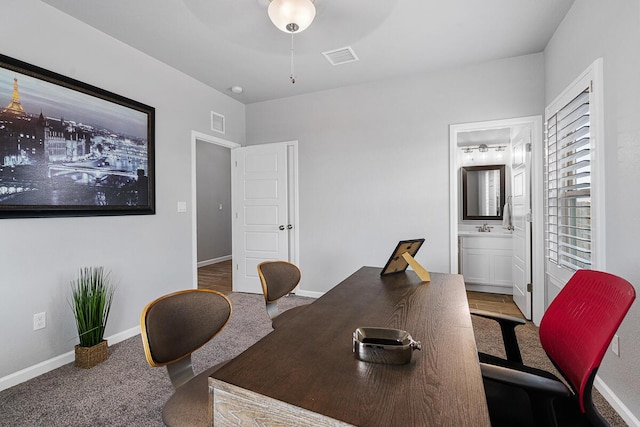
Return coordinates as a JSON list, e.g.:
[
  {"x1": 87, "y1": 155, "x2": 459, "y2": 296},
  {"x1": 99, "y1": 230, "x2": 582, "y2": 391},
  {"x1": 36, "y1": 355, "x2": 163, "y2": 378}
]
[{"x1": 322, "y1": 46, "x2": 359, "y2": 66}]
